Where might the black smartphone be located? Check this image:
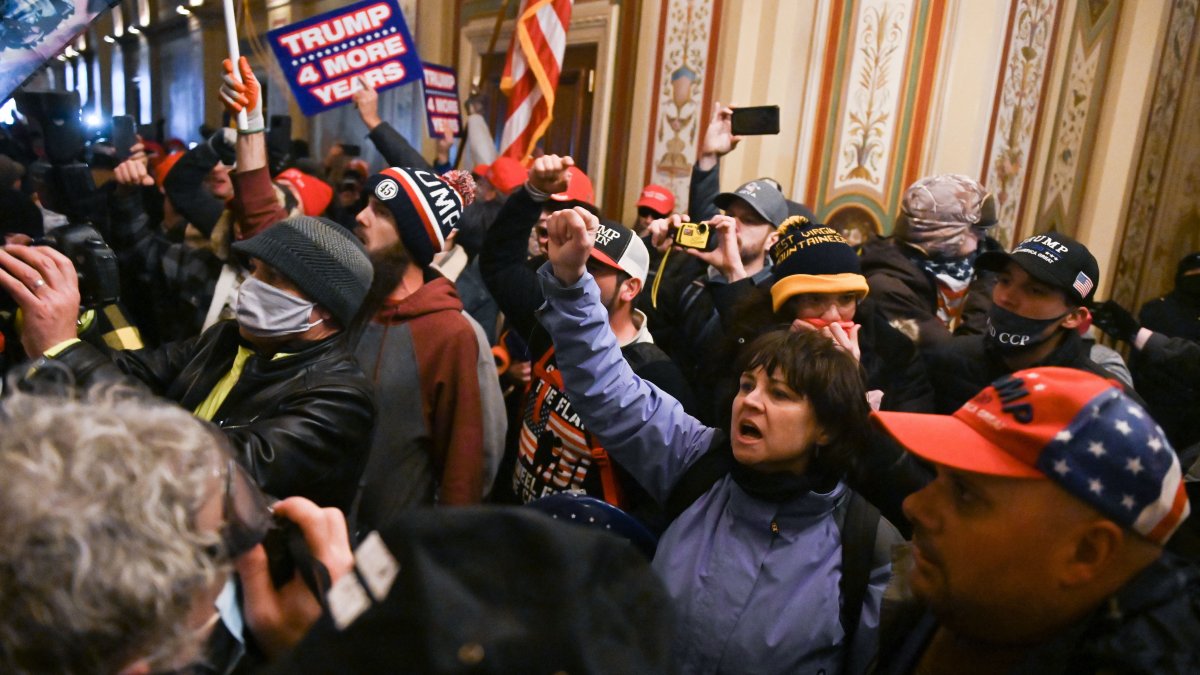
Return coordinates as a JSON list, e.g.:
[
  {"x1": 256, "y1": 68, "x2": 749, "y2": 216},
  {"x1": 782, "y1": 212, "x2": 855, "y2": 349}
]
[
  {"x1": 339, "y1": 143, "x2": 361, "y2": 157},
  {"x1": 112, "y1": 115, "x2": 137, "y2": 161},
  {"x1": 730, "y1": 105, "x2": 780, "y2": 136}
]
